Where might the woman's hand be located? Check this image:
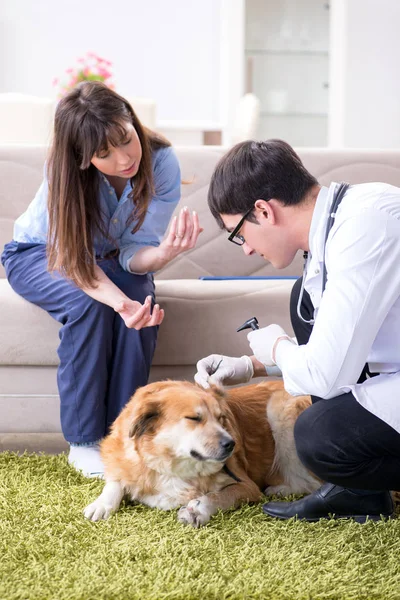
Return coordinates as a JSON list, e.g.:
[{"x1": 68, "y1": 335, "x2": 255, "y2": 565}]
[
  {"x1": 158, "y1": 206, "x2": 203, "y2": 262},
  {"x1": 114, "y1": 295, "x2": 164, "y2": 330},
  {"x1": 127, "y1": 207, "x2": 203, "y2": 274}
]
